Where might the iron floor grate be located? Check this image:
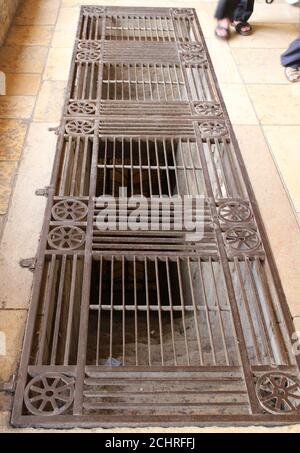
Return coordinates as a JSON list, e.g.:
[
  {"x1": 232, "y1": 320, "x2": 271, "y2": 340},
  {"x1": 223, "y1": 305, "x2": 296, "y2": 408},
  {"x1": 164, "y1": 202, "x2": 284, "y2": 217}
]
[{"x1": 11, "y1": 5, "x2": 300, "y2": 427}]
